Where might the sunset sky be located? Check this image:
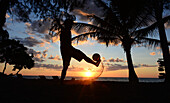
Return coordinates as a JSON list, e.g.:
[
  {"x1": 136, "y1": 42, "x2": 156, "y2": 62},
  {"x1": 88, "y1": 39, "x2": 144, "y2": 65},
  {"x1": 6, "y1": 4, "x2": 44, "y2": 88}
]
[{"x1": 1, "y1": 3, "x2": 170, "y2": 78}]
